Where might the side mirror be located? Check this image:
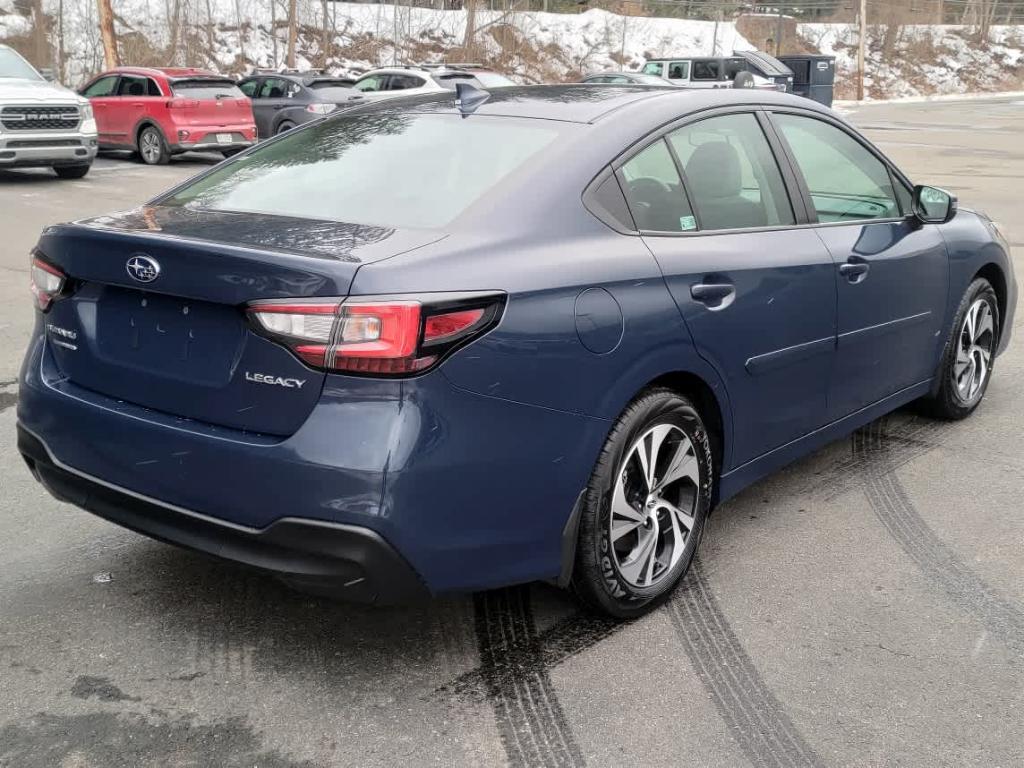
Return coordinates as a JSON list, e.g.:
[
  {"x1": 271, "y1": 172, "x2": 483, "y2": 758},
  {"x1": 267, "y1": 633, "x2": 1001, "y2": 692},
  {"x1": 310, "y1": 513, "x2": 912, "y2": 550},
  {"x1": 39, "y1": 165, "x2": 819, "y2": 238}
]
[{"x1": 913, "y1": 185, "x2": 957, "y2": 224}]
